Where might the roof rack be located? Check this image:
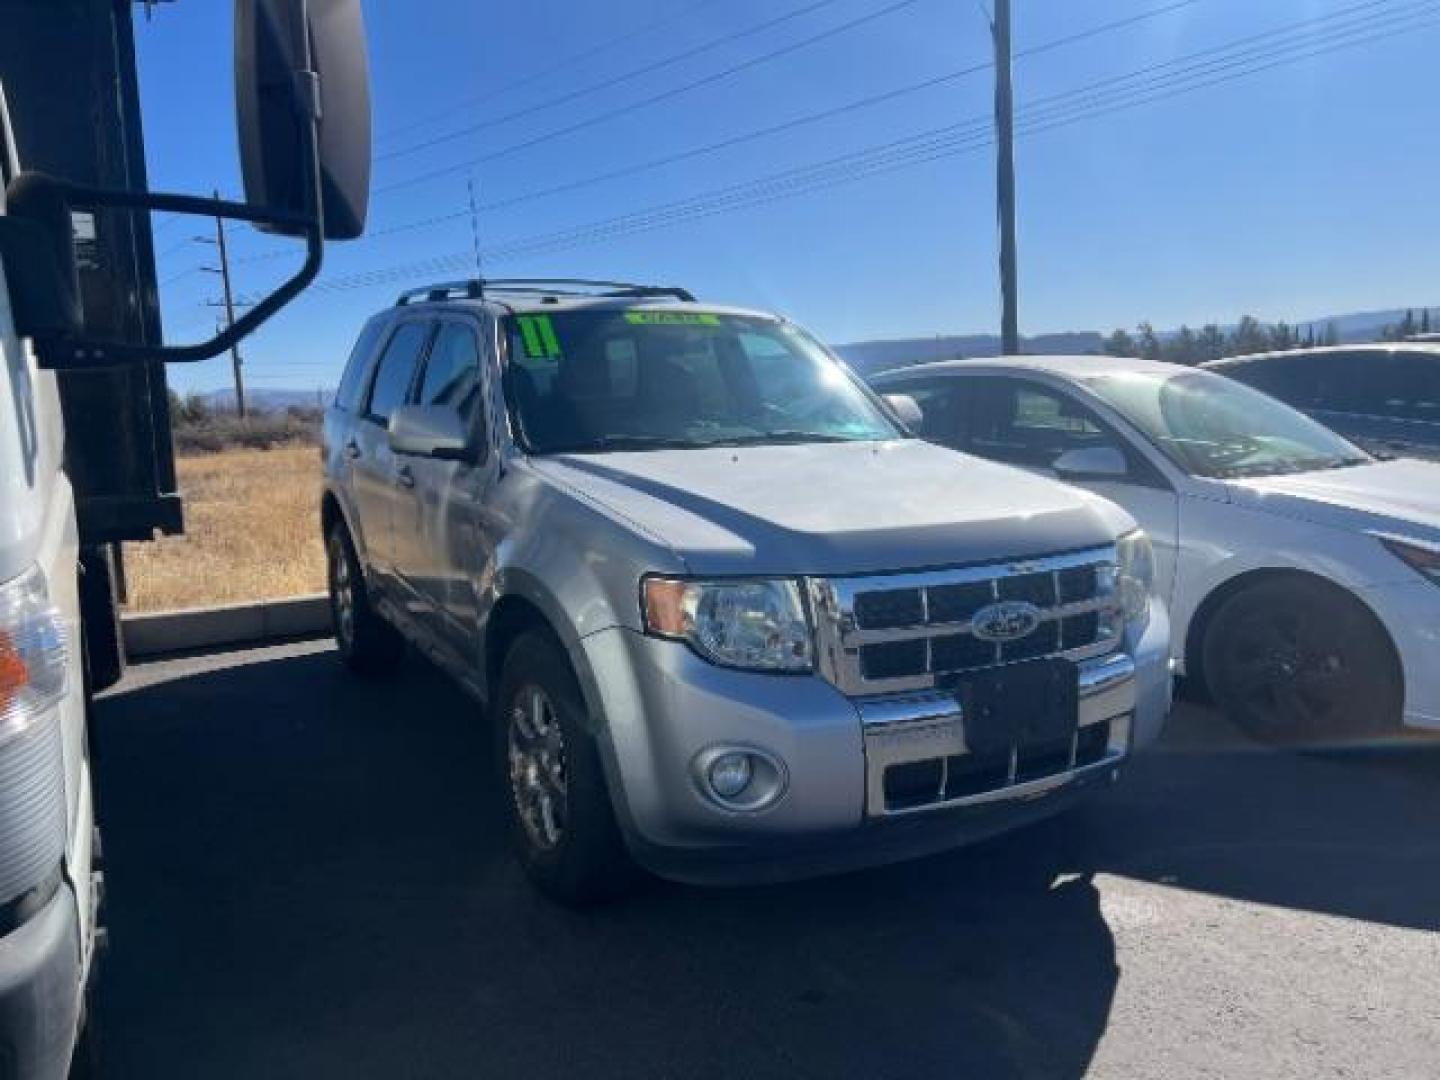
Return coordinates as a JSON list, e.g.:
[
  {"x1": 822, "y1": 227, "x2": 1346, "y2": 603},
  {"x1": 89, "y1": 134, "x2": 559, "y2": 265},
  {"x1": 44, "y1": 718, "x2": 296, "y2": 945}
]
[{"x1": 395, "y1": 277, "x2": 695, "y2": 306}]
